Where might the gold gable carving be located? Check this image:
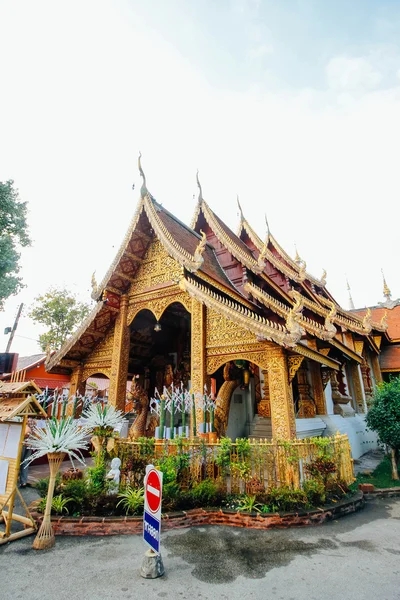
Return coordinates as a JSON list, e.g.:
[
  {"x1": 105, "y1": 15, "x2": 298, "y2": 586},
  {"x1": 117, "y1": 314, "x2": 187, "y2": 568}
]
[
  {"x1": 127, "y1": 239, "x2": 182, "y2": 295},
  {"x1": 206, "y1": 308, "x2": 258, "y2": 348}
]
